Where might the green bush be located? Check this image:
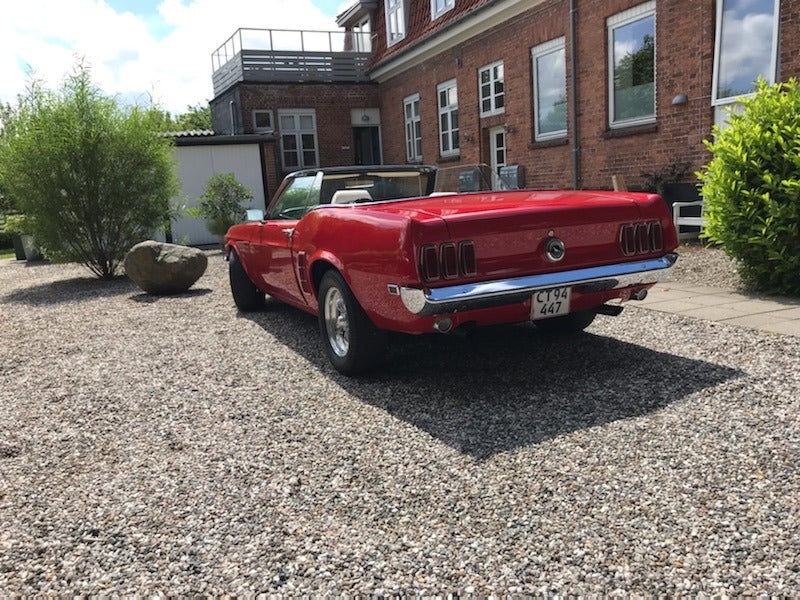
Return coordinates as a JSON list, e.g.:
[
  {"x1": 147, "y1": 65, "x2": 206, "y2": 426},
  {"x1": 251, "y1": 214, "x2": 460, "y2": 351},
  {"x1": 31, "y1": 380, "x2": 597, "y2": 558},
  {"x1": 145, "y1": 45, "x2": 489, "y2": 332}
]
[
  {"x1": 698, "y1": 78, "x2": 800, "y2": 295},
  {"x1": 0, "y1": 64, "x2": 178, "y2": 278},
  {"x1": 191, "y1": 173, "x2": 252, "y2": 238}
]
